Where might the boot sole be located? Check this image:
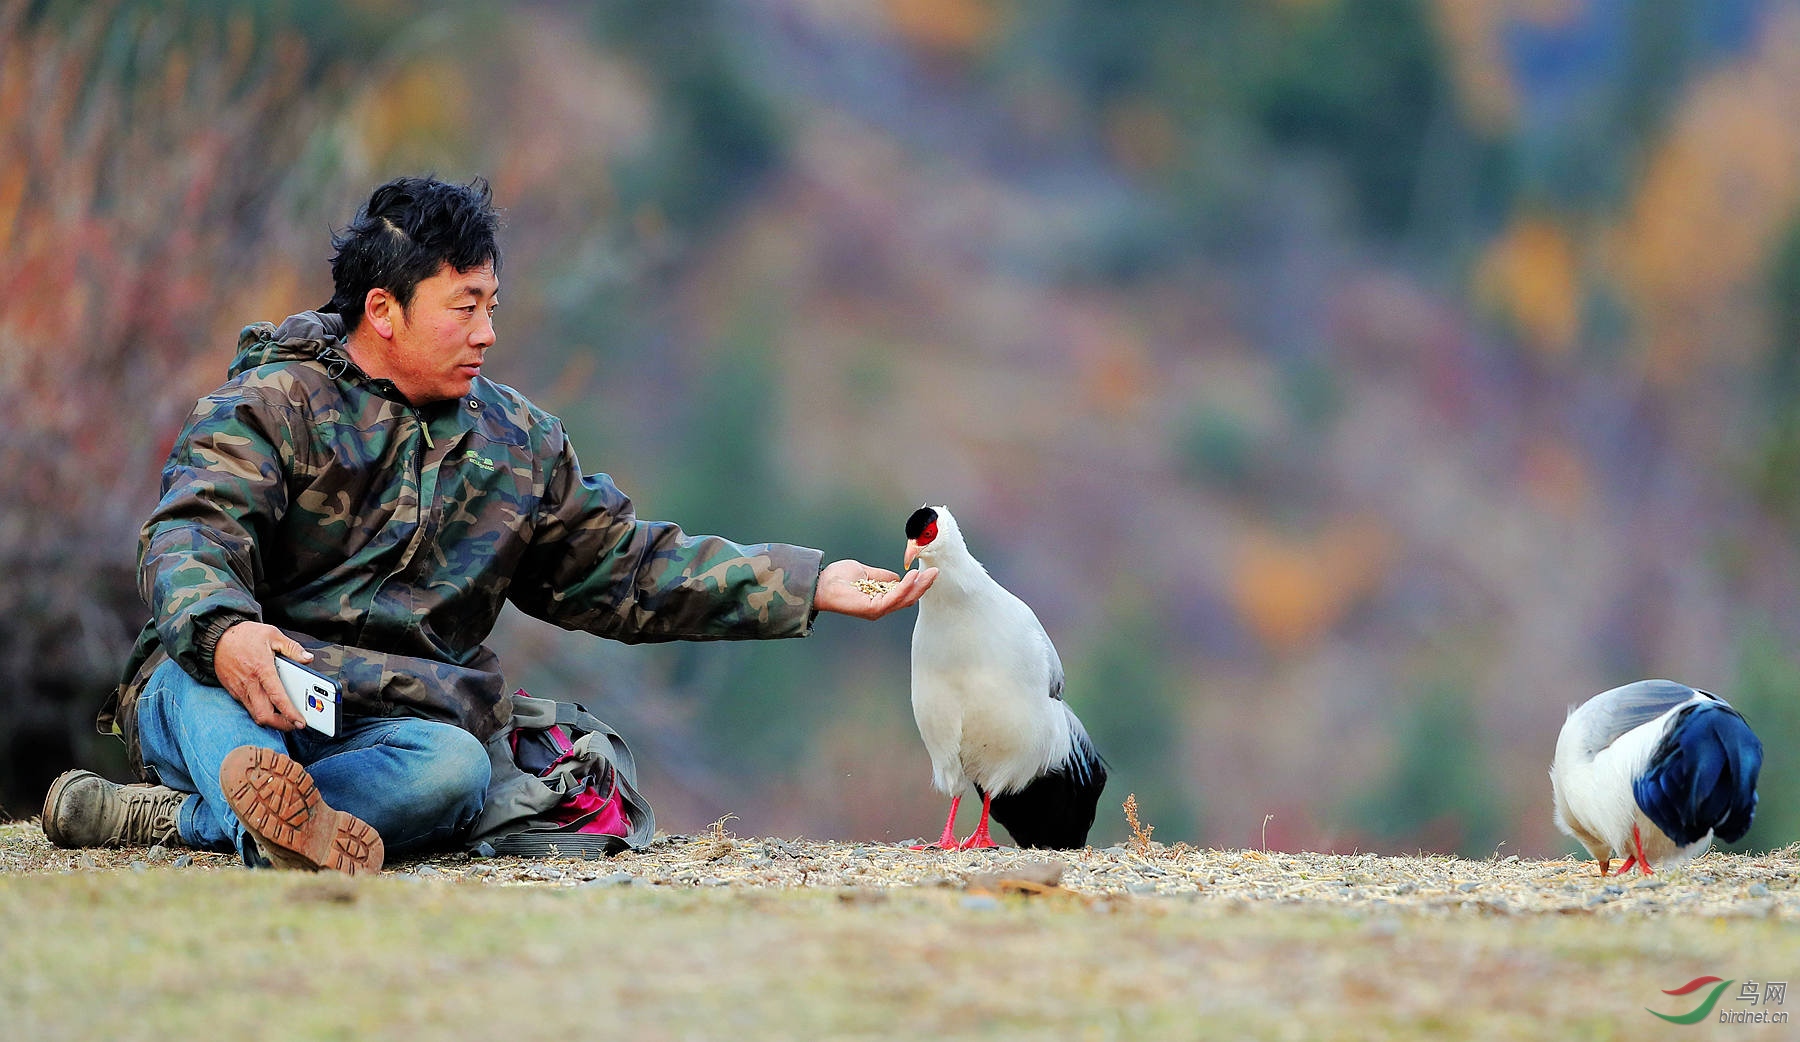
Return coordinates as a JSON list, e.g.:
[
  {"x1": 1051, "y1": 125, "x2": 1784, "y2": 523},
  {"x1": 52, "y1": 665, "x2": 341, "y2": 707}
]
[{"x1": 220, "y1": 747, "x2": 384, "y2": 875}]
